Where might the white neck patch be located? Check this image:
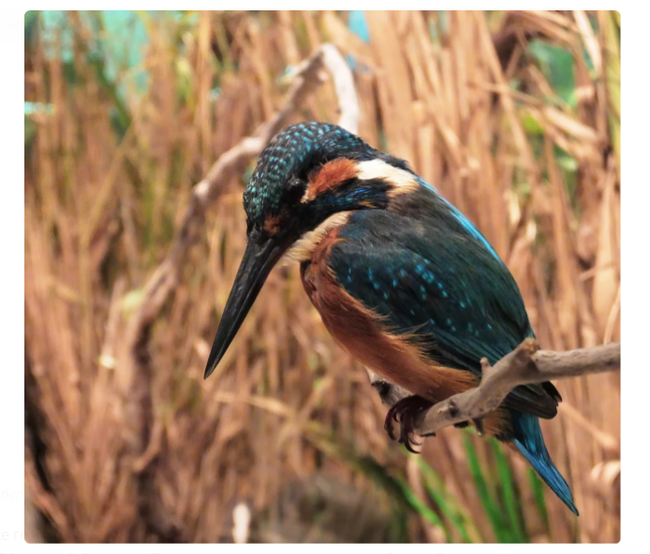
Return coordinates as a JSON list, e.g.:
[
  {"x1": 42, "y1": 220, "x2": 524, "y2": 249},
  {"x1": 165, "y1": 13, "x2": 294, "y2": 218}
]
[
  {"x1": 281, "y1": 160, "x2": 420, "y2": 265},
  {"x1": 355, "y1": 159, "x2": 419, "y2": 195},
  {"x1": 281, "y1": 211, "x2": 352, "y2": 265}
]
